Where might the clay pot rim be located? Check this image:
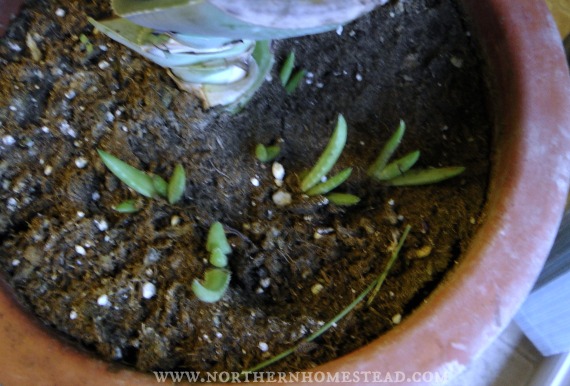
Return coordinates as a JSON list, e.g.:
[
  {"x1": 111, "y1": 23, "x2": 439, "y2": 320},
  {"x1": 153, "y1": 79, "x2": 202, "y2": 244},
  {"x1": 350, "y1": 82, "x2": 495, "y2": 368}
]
[{"x1": 0, "y1": 0, "x2": 569, "y2": 385}]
